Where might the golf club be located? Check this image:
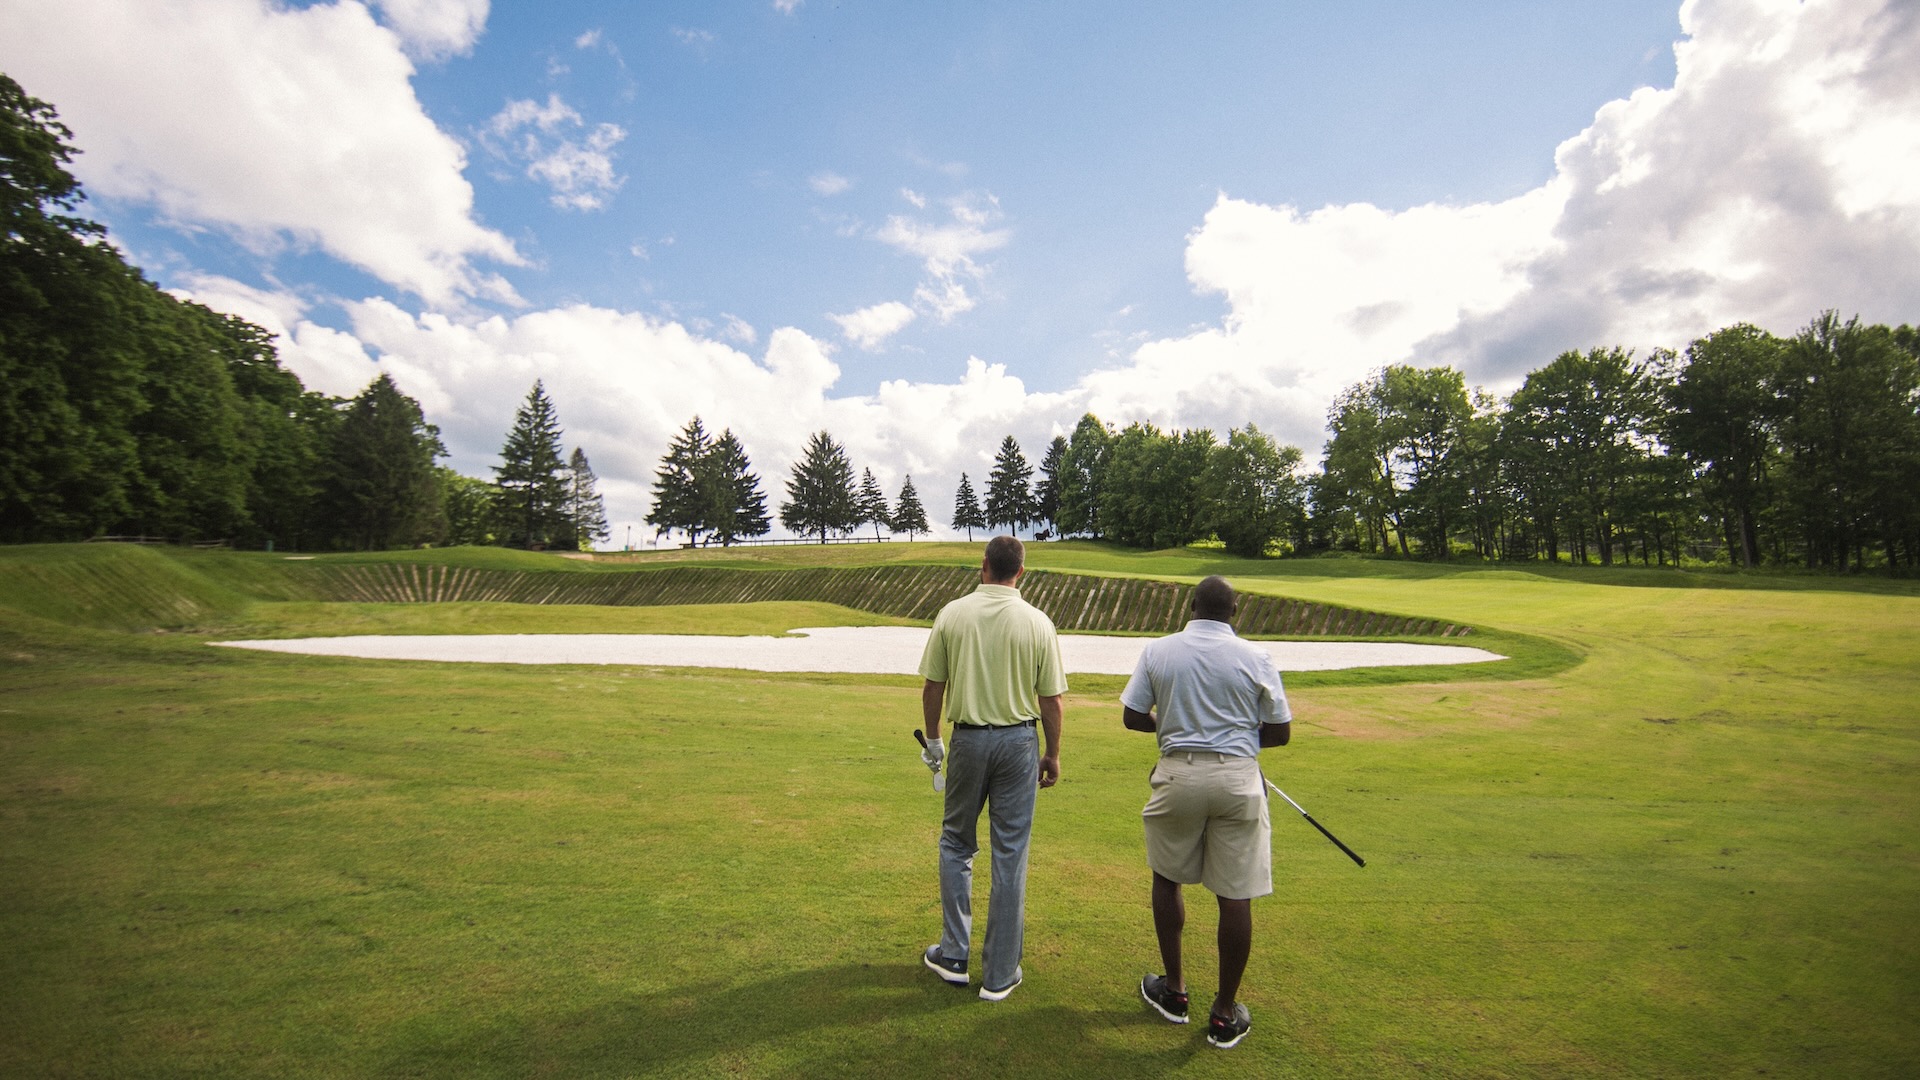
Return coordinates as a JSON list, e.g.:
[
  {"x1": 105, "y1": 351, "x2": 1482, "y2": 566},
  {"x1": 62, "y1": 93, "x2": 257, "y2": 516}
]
[
  {"x1": 912, "y1": 729, "x2": 945, "y2": 792},
  {"x1": 1263, "y1": 776, "x2": 1365, "y2": 867}
]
